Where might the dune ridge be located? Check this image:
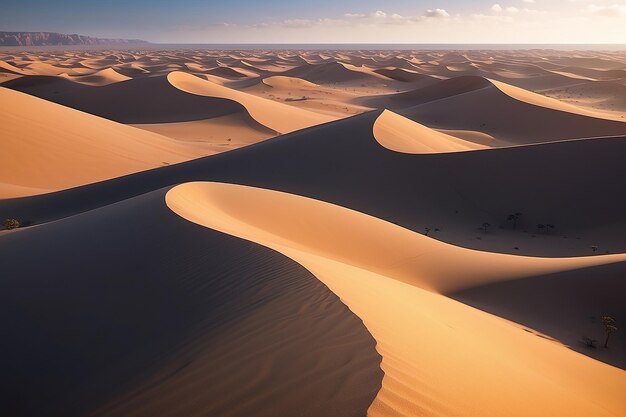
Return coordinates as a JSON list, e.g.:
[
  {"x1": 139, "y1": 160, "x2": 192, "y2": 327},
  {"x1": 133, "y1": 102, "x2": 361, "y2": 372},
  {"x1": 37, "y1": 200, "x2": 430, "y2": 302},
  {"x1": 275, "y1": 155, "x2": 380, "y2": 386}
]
[
  {"x1": 0, "y1": 87, "x2": 206, "y2": 198},
  {"x1": 167, "y1": 71, "x2": 334, "y2": 133},
  {"x1": 373, "y1": 110, "x2": 487, "y2": 153},
  {"x1": 166, "y1": 181, "x2": 626, "y2": 417},
  {"x1": 0, "y1": 188, "x2": 382, "y2": 416}
]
